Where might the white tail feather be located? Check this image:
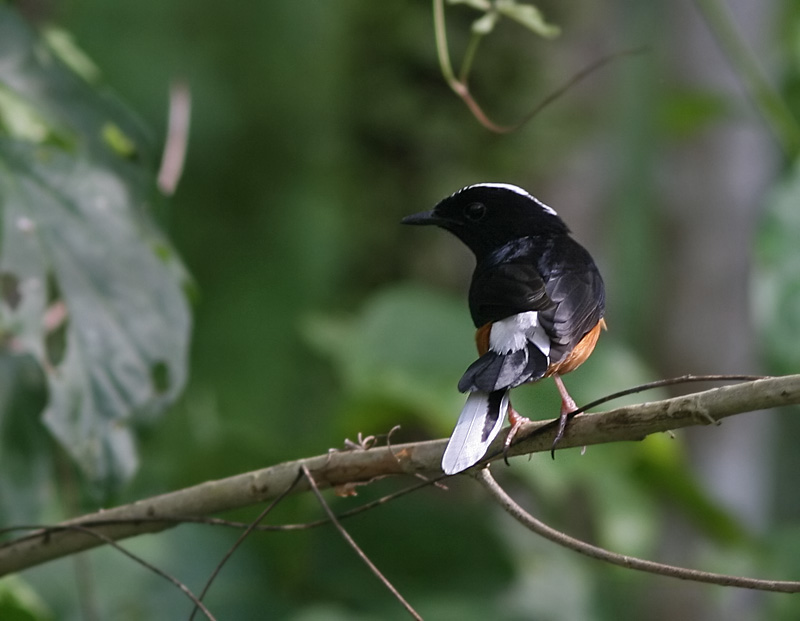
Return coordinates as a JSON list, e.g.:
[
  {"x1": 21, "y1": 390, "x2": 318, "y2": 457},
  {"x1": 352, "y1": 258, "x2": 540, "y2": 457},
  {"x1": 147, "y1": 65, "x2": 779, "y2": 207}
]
[{"x1": 441, "y1": 391, "x2": 509, "y2": 475}]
